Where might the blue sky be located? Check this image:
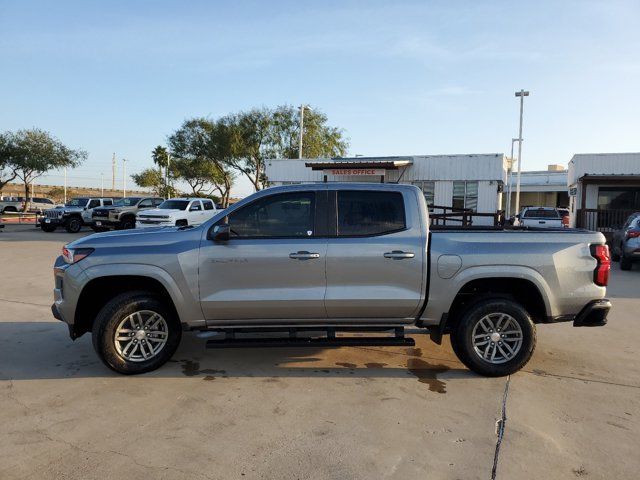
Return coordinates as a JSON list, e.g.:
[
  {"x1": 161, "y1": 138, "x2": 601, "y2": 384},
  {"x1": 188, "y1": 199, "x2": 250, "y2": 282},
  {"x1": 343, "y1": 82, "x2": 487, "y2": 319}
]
[{"x1": 1, "y1": 0, "x2": 639, "y2": 197}]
